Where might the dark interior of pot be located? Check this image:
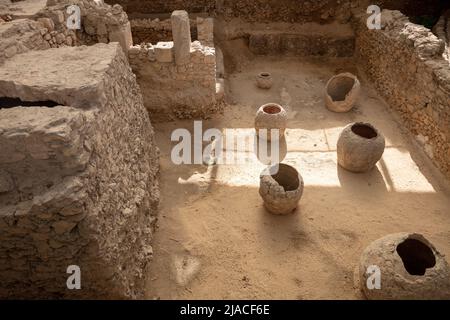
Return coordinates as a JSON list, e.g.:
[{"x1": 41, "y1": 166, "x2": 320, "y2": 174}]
[
  {"x1": 271, "y1": 164, "x2": 300, "y2": 192},
  {"x1": 327, "y1": 76, "x2": 355, "y2": 102},
  {"x1": 351, "y1": 123, "x2": 378, "y2": 139},
  {"x1": 263, "y1": 104, "x2": 281, "y2": 114},
  {"x1": 259, "y1": 72, "x2": 271, "y2": 77},
  {"x1": 396, "y1": 238, "x2": 437, "y2": 275}
]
